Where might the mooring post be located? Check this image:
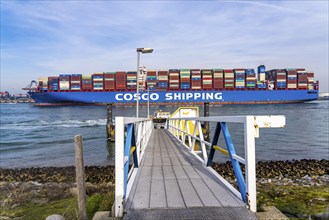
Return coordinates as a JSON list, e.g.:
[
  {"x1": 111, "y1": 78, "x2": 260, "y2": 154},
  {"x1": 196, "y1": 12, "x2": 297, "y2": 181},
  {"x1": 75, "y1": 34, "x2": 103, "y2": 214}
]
[
  {"x1": 107, "y1": 103, "x2": 115, "y2": 141},
  {"x1": 74, "y1": 135, "x2": 87, "y2": 220},
  {"x1": 204, "y1": 102, "x2": 210, "y2": 140}
]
